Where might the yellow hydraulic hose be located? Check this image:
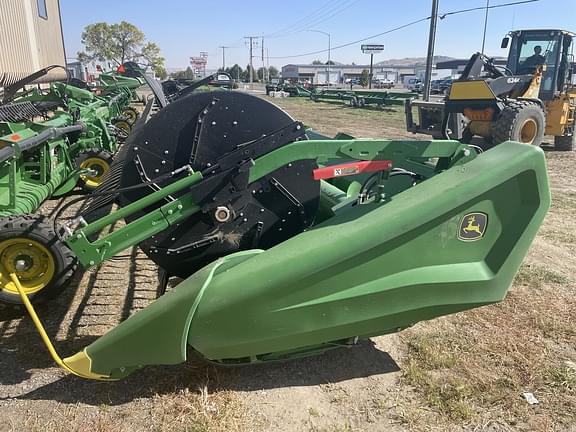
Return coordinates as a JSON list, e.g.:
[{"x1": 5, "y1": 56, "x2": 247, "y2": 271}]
[{"x1": 9, "y1": 273, "x2": 112, "y2": 381}]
